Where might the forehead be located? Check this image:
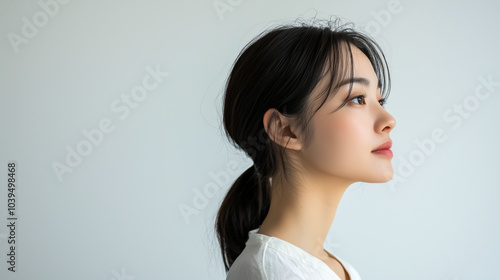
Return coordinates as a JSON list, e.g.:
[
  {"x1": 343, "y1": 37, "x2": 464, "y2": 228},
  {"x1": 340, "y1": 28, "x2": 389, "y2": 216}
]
[
  {"x1": 347, "y1": 44, "x2": 379, "y2": 89},
  {"x1": 309, "y1": 43, "x2": 380, "y2": 105}
]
